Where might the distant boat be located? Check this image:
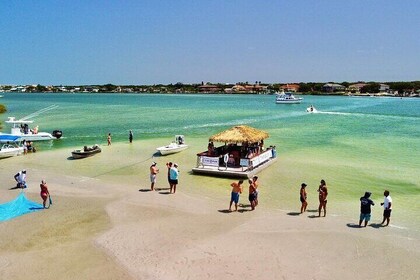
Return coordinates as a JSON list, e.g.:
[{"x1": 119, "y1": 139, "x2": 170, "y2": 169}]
[
  {"x1": 156, "y1": 135, "x2": 188, "y2": 155},
  {"x1": 275, "y1": 92, "x2": 303, "y2": 104},
  {"x1": 306, "y1": 105, "x2": 318, "y2": 113},
  {"x1": 71, "y1": 145, "x2": 101, "y2": 159}
]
